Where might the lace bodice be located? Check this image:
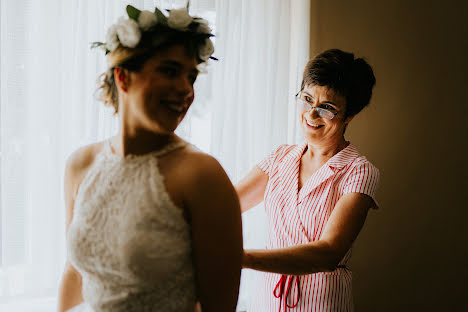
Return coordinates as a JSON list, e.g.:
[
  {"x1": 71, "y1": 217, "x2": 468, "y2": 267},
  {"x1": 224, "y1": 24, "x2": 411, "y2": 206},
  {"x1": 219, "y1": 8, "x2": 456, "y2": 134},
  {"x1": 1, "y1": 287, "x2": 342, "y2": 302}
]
[{"x1": 66, "y1": 140, "x2": 196, "y2": 312}]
